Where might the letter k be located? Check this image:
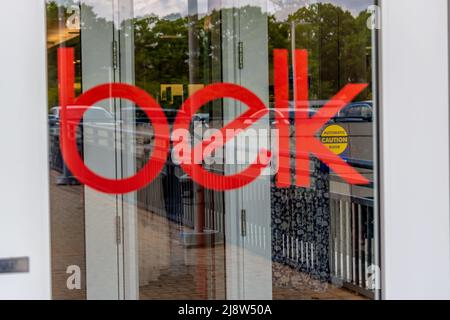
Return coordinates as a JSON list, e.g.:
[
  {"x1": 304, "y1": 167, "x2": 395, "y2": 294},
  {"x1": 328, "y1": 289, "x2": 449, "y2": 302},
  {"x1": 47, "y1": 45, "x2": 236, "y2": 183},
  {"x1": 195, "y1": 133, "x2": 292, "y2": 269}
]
[{"x1": 275, "y1": 49, "x2": 370, "y2": 188}]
